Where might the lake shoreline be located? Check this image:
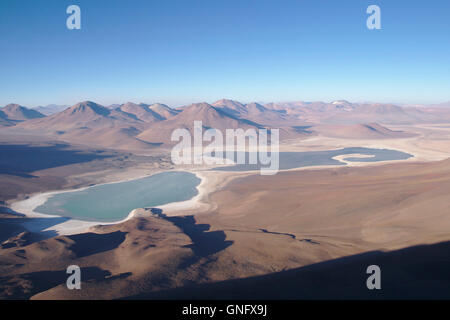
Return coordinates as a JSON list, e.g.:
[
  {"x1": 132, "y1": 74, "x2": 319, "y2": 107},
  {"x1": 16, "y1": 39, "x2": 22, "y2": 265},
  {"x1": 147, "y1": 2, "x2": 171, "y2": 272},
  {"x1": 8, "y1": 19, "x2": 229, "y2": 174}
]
[
  {"x1": 9, "y1": 147, "x2": 418, "y2": 236},
  {"x1": 10, "y1": 170, "x2": 206, "y2": 235}
]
